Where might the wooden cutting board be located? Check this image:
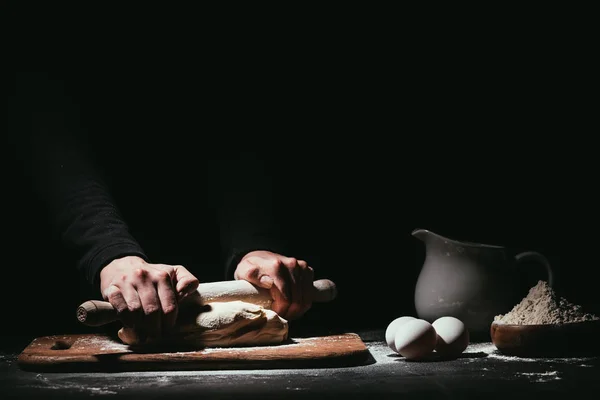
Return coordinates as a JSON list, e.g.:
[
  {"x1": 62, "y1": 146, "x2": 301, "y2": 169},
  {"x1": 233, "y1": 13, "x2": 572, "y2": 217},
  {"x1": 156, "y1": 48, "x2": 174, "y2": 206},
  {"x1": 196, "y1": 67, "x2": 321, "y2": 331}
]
[{"x1": 17, "y1": 333, "x2": 372, "y2": 372}]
